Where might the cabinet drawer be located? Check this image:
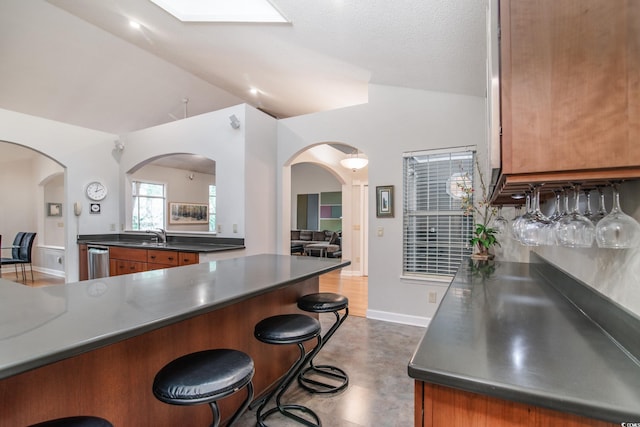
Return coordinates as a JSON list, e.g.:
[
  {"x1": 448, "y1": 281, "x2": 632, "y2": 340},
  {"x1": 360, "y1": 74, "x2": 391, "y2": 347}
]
[
  {"x1": 109, "y1": 247, "x2": 147, "y2": 262},
  {"x1": 112, "y1": 260, "x2": 146, "y2": 276},
  {"x1": 178, "y1": 252, "x2": 199, "y2": 266},
  {"x1": 147, "y1": 250, "x2": 178, "y2": 266}
]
